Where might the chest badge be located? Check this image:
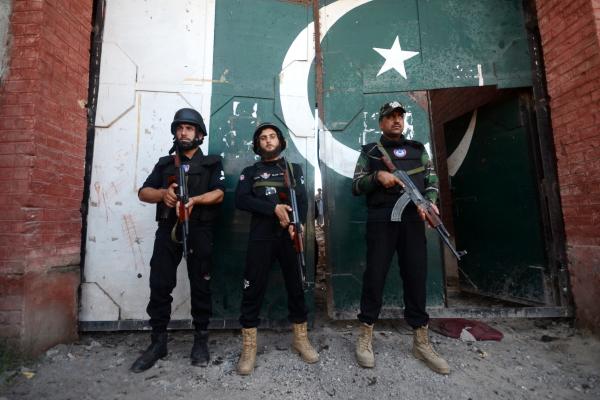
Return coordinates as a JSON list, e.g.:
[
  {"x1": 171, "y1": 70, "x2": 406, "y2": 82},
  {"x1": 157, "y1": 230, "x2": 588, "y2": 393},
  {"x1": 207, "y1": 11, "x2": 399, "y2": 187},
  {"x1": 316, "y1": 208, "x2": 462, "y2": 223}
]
[
  {"x1": 260, "y1": 172, "x2": 271, "y2": 180},
  {"x1": 393, "y1": 148, "x2": 407, "y2": 158}
]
